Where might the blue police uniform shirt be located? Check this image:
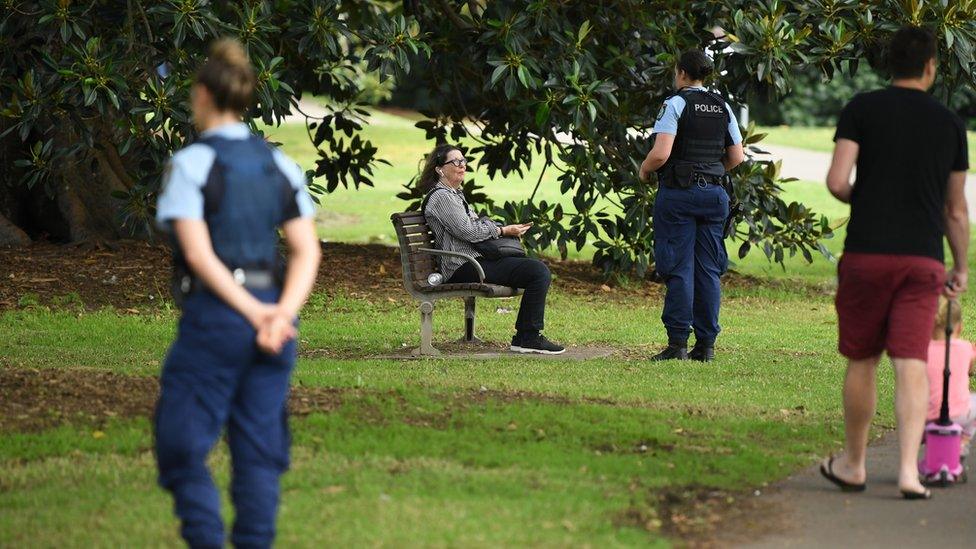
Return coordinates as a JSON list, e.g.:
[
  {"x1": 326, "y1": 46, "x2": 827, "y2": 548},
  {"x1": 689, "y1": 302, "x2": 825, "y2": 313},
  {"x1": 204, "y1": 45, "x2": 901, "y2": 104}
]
[
  {"x1": 651, "y1": 86, "x2": 743, "y2": 145},
  {"x1": 156, "y1": 122, "x2": 315, "y2": 230}
]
